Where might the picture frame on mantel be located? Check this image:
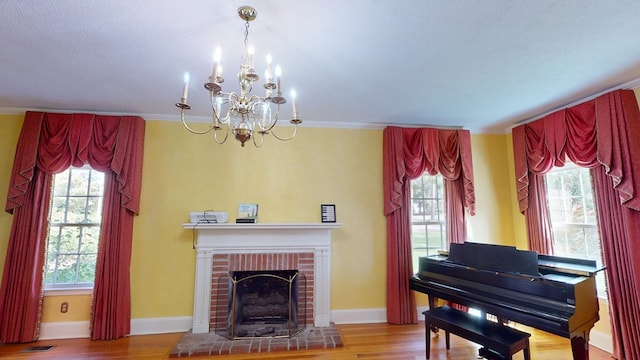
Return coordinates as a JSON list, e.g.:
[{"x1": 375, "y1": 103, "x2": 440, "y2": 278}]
[
  {"x1": 236, "y1": 203, "x2": 258, "y2": 223},
  {"x1": 321, "y1": 204, "x2": 336, "y2": 223}
]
